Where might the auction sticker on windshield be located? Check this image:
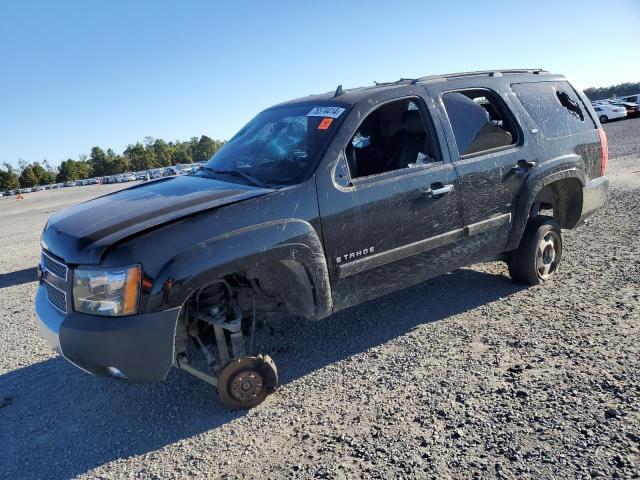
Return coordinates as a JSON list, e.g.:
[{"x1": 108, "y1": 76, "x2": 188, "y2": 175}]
[
  {"x1": 317, "y1": 118, "x2": 334, "y2": 130},
  {"x1": 307, "y1": 106, "x2": 345, "y2": 118}
]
